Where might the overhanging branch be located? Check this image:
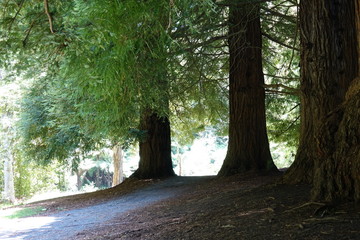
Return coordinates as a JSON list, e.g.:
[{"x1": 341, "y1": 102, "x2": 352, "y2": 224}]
[
  {"x1": 264, "y1": 83, "x2": 300, "y2": 95},
  {"x1": 44, "y1": 0, "x2": 54, "y2": 33},
  {"x1": 262, "y1": 32, "x2": 299, "y2": 51},
  {"x1": 216, "y1": 0, "x2": 274, "y2": 7},
  {"x1": 8, "y1": 0, "x2": 25, "y2": 32}
]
